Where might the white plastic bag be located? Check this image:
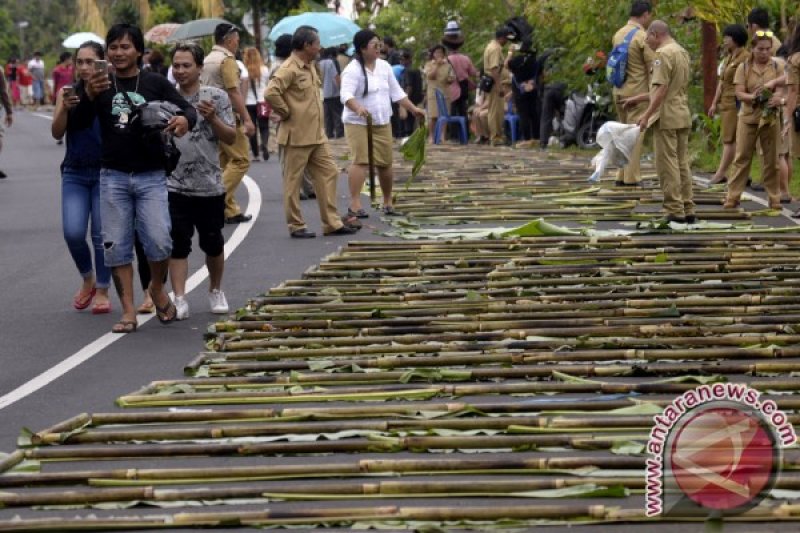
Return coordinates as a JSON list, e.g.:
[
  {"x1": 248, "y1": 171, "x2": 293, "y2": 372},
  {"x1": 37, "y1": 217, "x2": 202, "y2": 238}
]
[{"x1": 588, "y1": 121, "x2": 641, "y2": 182}]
